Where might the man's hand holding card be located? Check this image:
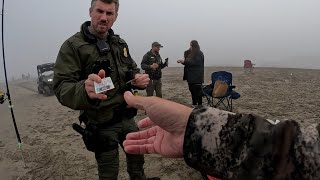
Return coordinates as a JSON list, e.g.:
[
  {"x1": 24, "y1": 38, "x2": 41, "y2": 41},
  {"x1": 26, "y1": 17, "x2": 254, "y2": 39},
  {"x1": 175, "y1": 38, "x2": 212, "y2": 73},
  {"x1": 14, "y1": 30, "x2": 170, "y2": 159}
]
[
  {"x1": 84, "y1": 69, "x2": 108, "y2": 100},
  {"x1": 94, "y1": 77, "x2": 115, "y2": 94}
]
